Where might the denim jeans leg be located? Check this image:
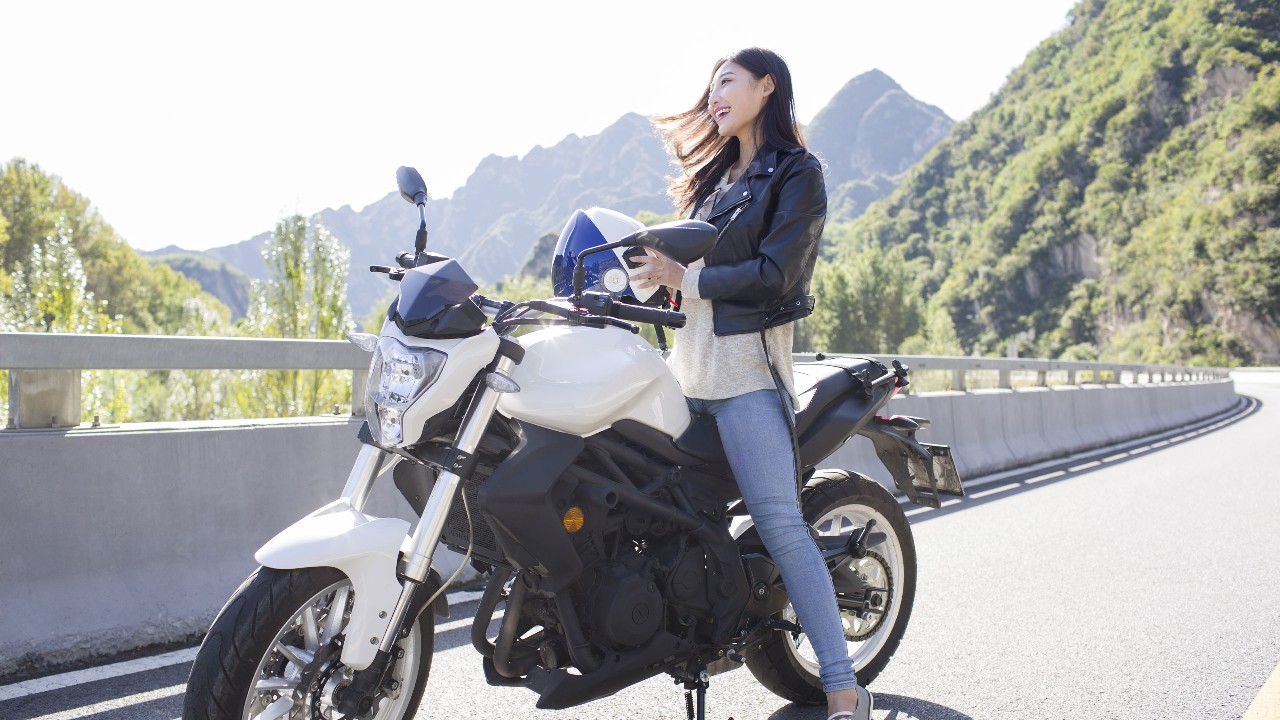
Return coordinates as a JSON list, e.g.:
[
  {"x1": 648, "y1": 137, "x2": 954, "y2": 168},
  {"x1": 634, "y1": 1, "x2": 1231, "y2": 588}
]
[{"x1": 688, "y1": 390, "x2": 859, "y2": 692}]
